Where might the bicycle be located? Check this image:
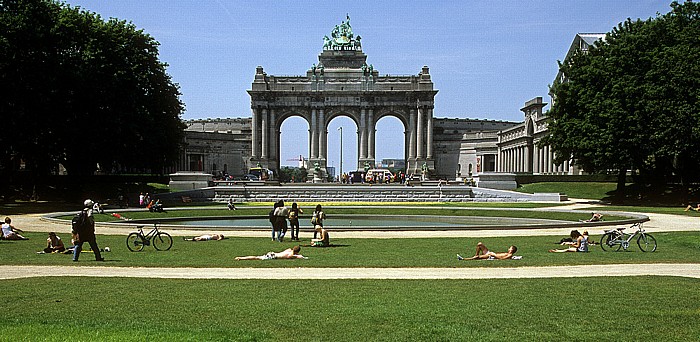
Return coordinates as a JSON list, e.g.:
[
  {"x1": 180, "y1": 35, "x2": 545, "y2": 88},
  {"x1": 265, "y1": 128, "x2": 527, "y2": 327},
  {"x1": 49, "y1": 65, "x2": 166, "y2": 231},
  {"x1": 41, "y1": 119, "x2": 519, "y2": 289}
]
[
  {"x1": 600, "y1": 222, "x2": 656, "y2": 252},
  {"x1": 126, "y1": 223, "x2": 173, "y2": 252}
]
